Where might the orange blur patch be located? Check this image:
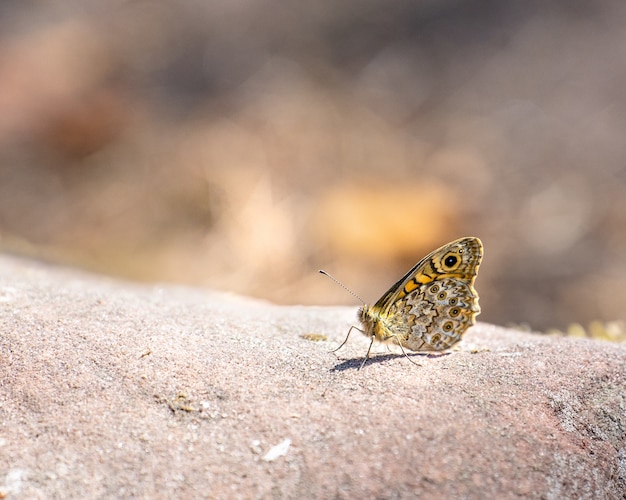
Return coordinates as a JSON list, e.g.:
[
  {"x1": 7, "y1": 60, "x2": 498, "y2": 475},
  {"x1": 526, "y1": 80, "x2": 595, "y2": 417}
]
[{"x1": 311, "y1": 182, "x2": 459, "y2": 261}]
